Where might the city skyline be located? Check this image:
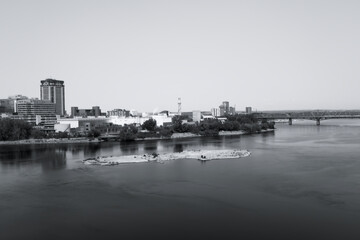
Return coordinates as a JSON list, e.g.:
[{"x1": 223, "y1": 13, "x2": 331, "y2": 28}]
[{"x1": 1, "y1": 1, "x2": 360, "y2": 112}]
